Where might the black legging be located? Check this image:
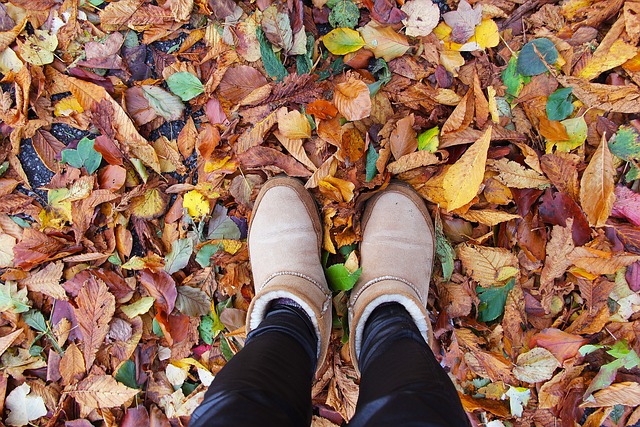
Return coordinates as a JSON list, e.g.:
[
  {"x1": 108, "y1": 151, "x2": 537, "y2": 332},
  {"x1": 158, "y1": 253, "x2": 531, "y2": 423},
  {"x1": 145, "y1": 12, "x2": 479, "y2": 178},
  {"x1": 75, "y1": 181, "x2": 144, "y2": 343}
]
[{"x1": 189, "y1": 302, "x2": 469, "y2": 427}]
